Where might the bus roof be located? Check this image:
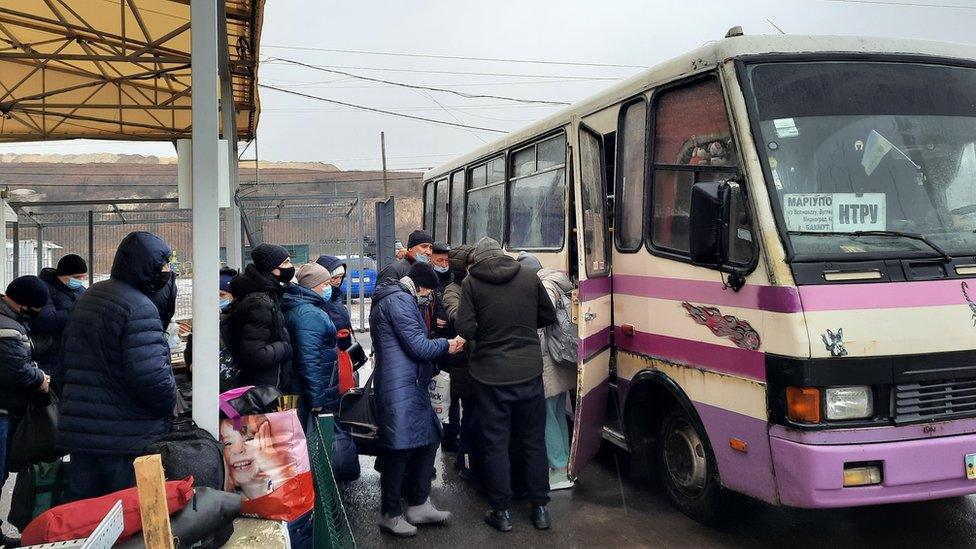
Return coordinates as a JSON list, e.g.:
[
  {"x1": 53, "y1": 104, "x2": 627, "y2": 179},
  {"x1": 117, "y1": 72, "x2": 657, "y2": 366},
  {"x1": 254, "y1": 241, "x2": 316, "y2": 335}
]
[{"x1": 424, "y1": 34, "x2": 976, "y2": 181}]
